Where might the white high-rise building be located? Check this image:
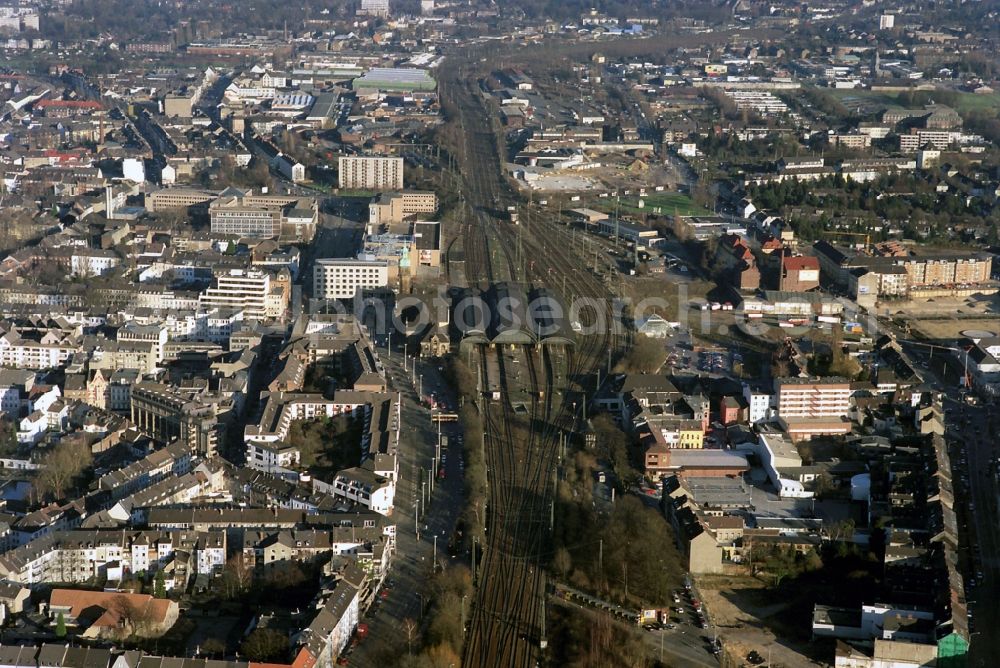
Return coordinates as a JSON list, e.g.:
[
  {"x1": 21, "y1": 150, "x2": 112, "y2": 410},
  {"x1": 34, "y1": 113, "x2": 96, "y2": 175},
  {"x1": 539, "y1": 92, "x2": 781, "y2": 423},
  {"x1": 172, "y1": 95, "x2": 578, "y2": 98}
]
[
  {"x1": 199, "y1": 270, "x2": 271, "y2": 319},
  {"x1": 338, "y1": 156, "x2": 404, "y2": 191},
  {"x1": 879, "y1": 13, "x2": 895, "y2": 30},
  {"x1": 314, "y1": 259, "x2": 389, "y2": 300},
  {"x1": 360, "y1": 0, "x2": 390, "y2": 17}
]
